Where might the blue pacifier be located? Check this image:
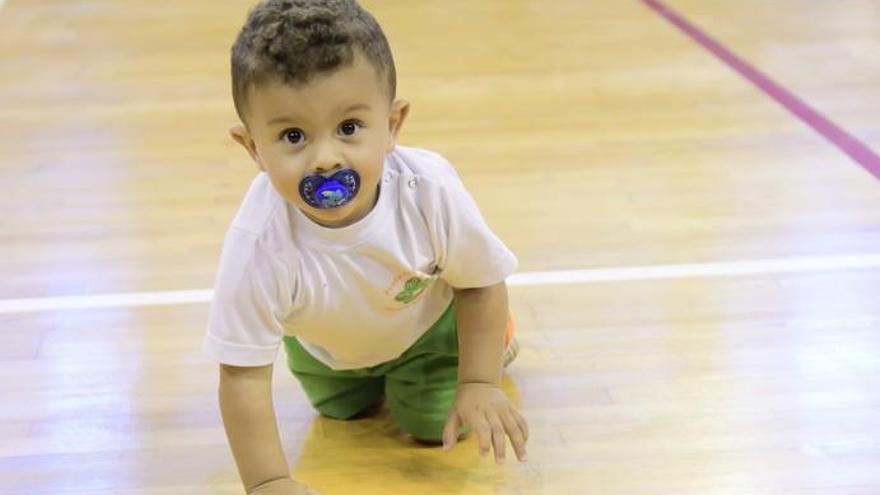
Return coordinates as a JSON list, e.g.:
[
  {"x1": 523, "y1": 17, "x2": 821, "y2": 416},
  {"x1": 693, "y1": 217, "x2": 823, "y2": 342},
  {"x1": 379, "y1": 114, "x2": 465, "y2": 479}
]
[{"x1": 298, "y1": 169, "x2": 361, "y2": 209}]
